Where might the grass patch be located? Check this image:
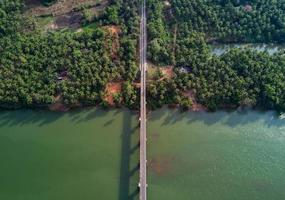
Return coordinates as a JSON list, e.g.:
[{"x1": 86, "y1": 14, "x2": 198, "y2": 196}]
[
  {"x1": 82, "y1": 22, "x2": 100, "y2": 31},
  {"x1": 36, "y1": 15, "x2": 54, "y2": 29}
]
